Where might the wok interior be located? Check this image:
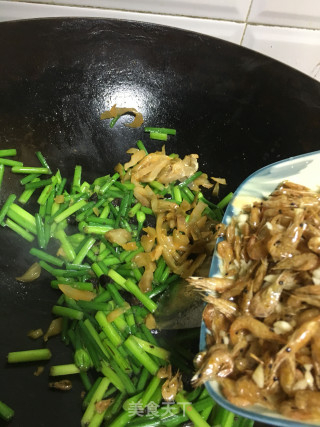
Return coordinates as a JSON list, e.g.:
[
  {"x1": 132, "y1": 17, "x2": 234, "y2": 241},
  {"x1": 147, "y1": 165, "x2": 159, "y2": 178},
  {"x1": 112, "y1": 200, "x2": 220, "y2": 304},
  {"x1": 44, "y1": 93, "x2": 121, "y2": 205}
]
[{"x1": 0, "y1": 18, "x2": 320, "y2": 426}]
